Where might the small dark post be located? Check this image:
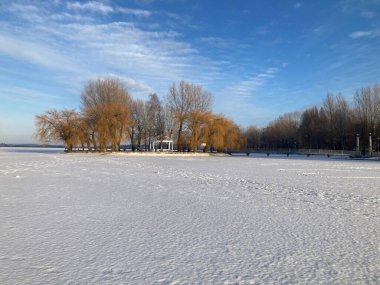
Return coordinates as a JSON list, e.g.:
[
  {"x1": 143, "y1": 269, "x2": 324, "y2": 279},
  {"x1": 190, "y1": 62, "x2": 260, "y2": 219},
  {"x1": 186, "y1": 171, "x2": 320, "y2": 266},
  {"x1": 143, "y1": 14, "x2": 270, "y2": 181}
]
[{"x1": 356, "y1": 134, "x2": 360, "y2": 156}]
